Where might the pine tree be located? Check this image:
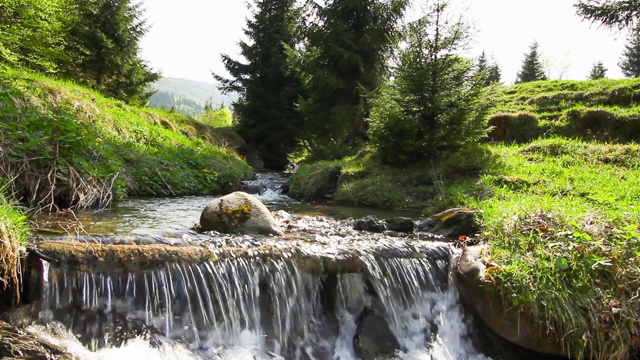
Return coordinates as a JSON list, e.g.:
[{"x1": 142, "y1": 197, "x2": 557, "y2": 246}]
[
  {"x1": 619, "y1": 26, "x2": 640, "y2": 77},
  {"x1": 516, "y1": 41, "x2": 547, "y2": 83},
  {"x1": 215, "y1": 0, "x2": 303, "y2": 170},
  {"x1": 576, "y1": 0, "x2": 640, "y2": 30},
  {"x1": 63, "y1": 0, "x2": 160, "y2": 104},
  {"x1": 369, "y1": 1, "x2": 489, "y2": 166},
  {"x1": 588, "y1": 61, "x2": 608, "y2": 79},
  {"x1": 298, "y1": 0, "x2": 408, "y2": 160}
]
